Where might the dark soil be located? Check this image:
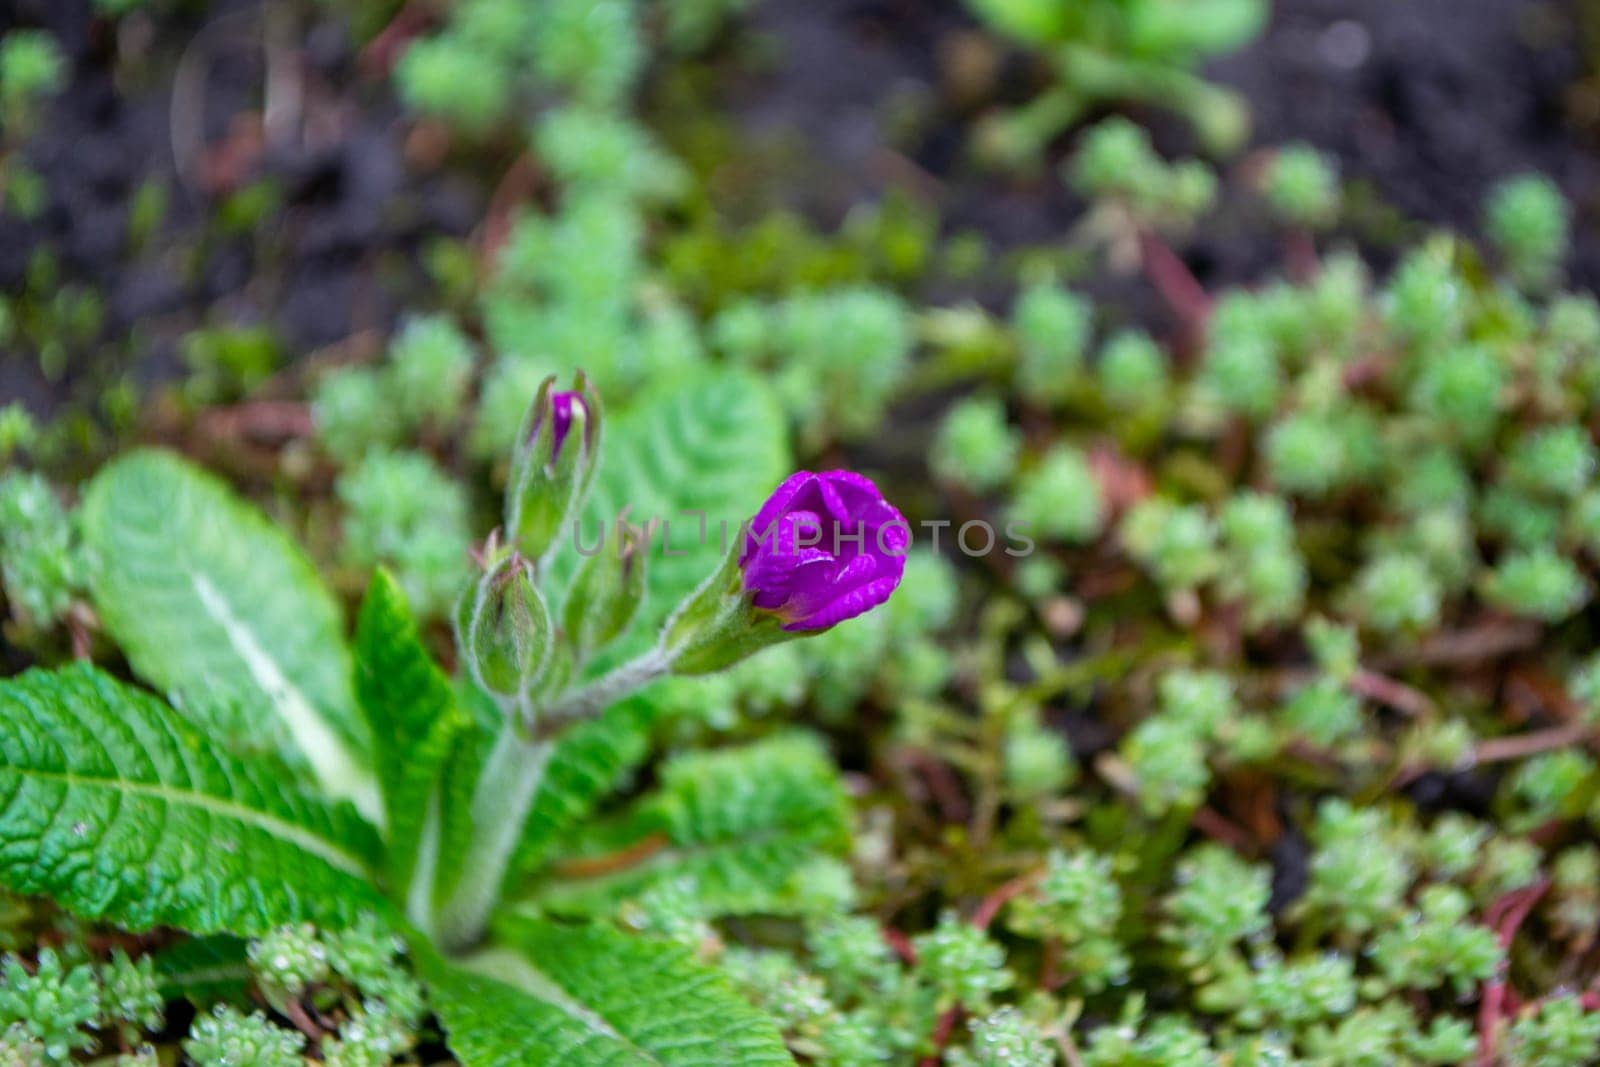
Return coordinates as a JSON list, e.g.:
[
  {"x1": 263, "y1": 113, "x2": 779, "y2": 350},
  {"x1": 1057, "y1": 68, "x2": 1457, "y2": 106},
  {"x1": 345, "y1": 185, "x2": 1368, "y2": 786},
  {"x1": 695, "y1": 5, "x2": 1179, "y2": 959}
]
[
  {"x1": 1210, "y1": 0, "x2": 1600, "y2": 285},
  {"x1": 0, "y1": 0, "x2": 484, "y2": 419},
  {"x1": 730, "y1": 0, "x2": 1600, "y2": 297},
  {"x1": 4, "y1": 0, "x2": 1598, "y2": 409}
]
